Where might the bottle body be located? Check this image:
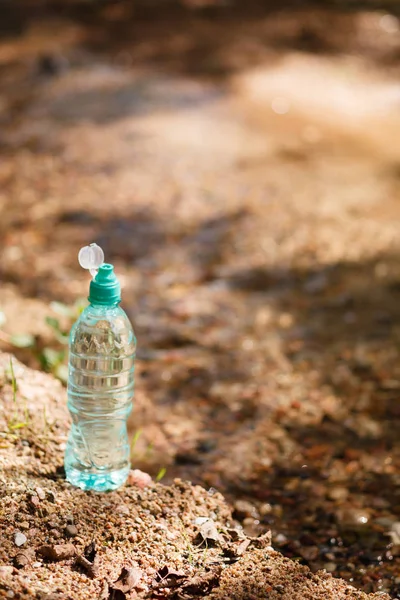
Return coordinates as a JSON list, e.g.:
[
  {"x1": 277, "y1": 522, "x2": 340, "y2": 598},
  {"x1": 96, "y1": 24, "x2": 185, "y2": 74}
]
[{"x1": 65, "y1": 303, "x2": 136, "y2": 491}]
